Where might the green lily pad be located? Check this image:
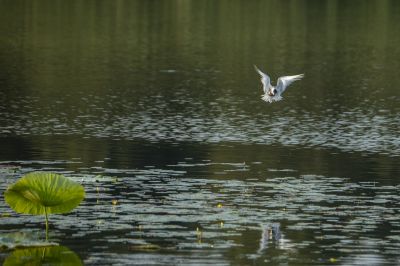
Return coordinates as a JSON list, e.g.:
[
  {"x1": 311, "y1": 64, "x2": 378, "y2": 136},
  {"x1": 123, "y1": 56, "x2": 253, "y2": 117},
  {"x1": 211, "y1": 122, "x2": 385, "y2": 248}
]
[
  {"x1": 3, "y1": 245, "x2": 82, "y2": 266},
  {"x1": 4, "y1": 172, "x2": 85, "y2": 215}
]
